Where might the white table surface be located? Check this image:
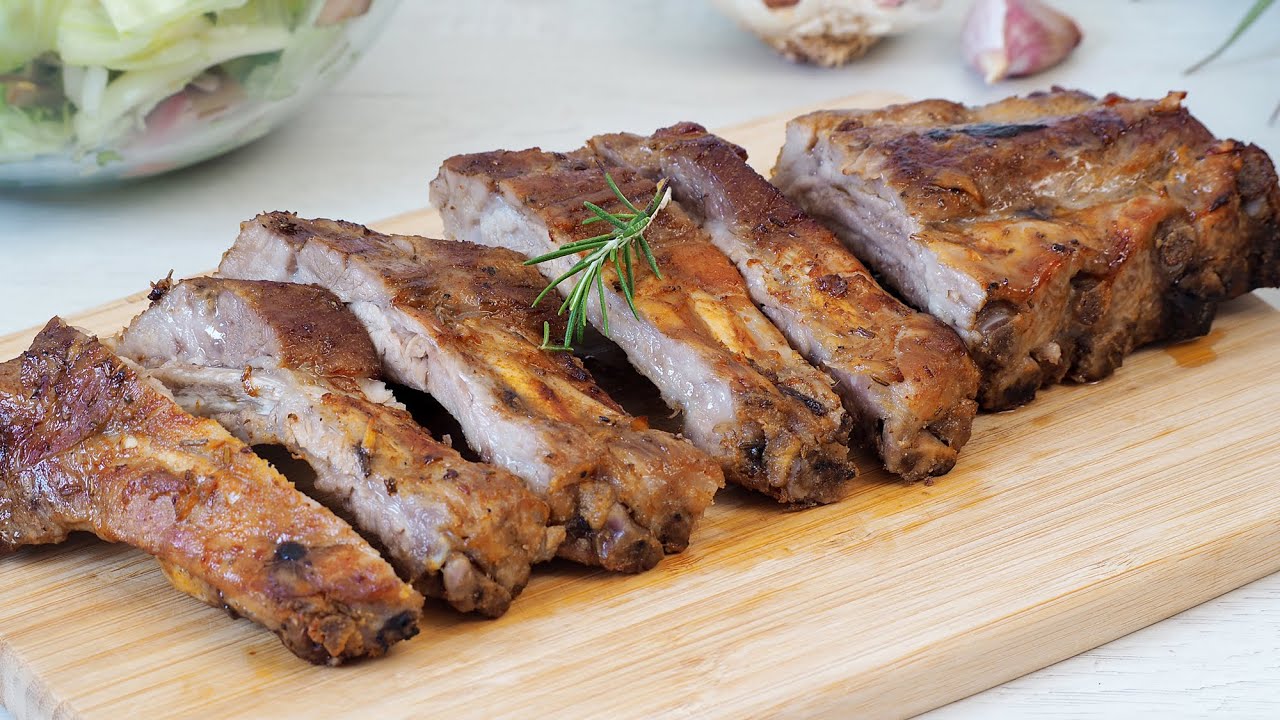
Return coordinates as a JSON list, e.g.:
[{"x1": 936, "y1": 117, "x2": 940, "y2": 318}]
[{"x1": 3, "y1": 1, "x2": 1279, "y2": 718}]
